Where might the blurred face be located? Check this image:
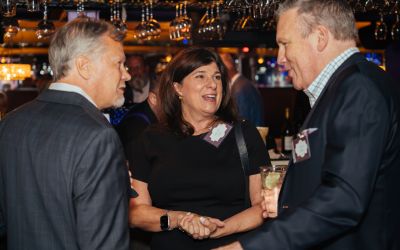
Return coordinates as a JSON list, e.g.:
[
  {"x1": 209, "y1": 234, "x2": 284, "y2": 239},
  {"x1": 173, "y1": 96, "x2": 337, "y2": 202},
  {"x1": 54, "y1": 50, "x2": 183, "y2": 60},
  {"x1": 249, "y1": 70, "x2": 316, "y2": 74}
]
[
  {"x1": 126, "y1": 56, "x2": 148, "y2": 91},
  {"x1": 174, "y1": 62, "x2": 223, "y2": 120},
  {"x1": 90, "y1": 36, "x2": 131, "y2": 109},
  {"x1": 276, "y1": 8, "x2": 319, "y2": 90}
]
